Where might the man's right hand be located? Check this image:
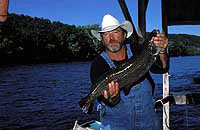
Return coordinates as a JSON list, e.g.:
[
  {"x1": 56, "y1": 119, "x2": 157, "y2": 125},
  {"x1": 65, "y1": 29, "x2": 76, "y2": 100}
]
[{"x1": 104, "y1": 81, "x2": 119, "y2": 99}]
